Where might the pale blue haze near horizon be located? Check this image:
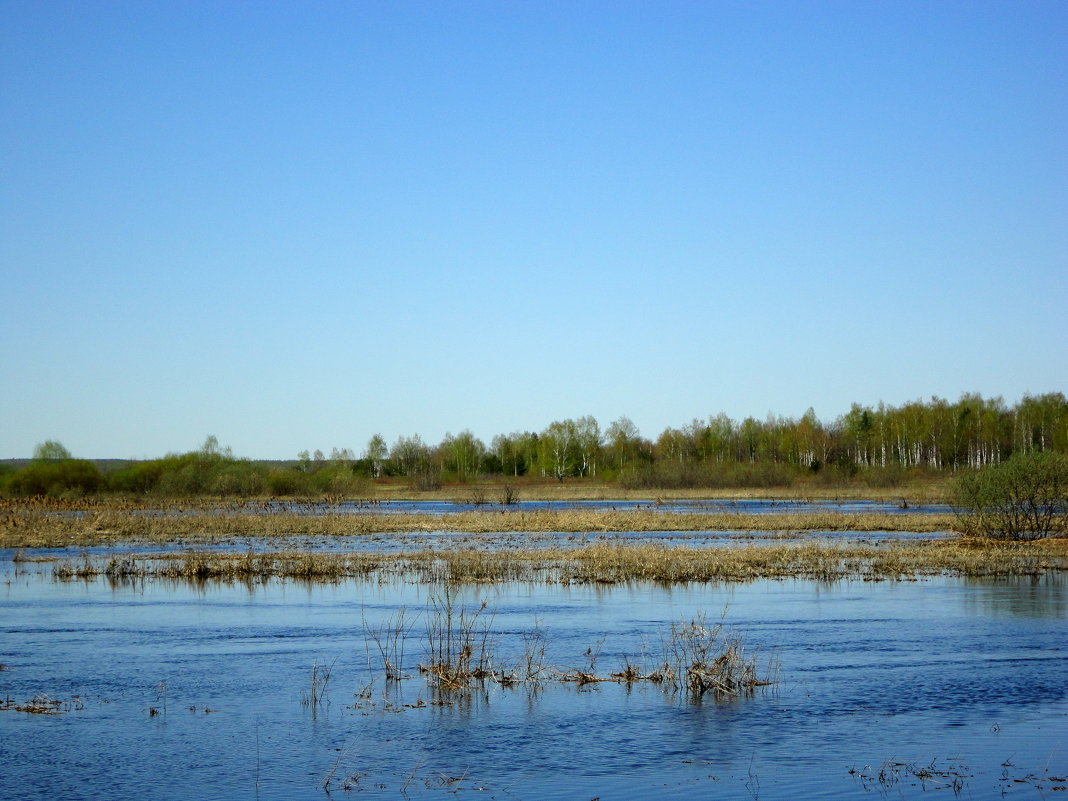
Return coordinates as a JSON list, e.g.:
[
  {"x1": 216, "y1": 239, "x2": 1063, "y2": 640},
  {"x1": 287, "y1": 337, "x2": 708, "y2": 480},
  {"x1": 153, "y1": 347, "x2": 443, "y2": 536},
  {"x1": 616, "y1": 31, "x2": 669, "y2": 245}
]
[{"x1": 2, "y1": 1, "x2": 1065, "y2": 459}]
